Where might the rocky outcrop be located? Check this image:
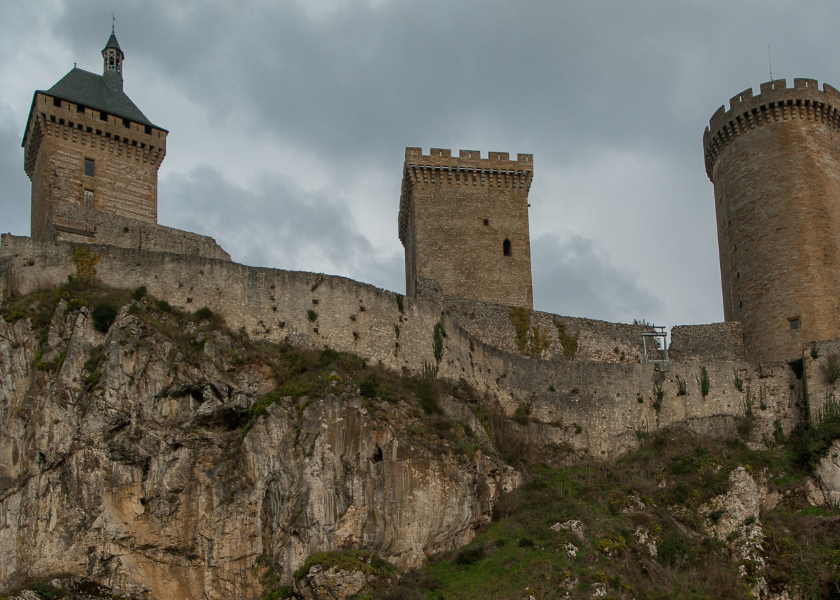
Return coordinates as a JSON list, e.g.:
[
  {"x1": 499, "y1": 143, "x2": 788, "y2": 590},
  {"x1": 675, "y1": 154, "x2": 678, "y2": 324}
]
[
  {"x1": 0, "y1": 303, "x2": 519, "y2": 599},
  {"x1": 814, "y1": 439, "x2": 840, "y2": 507}
]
